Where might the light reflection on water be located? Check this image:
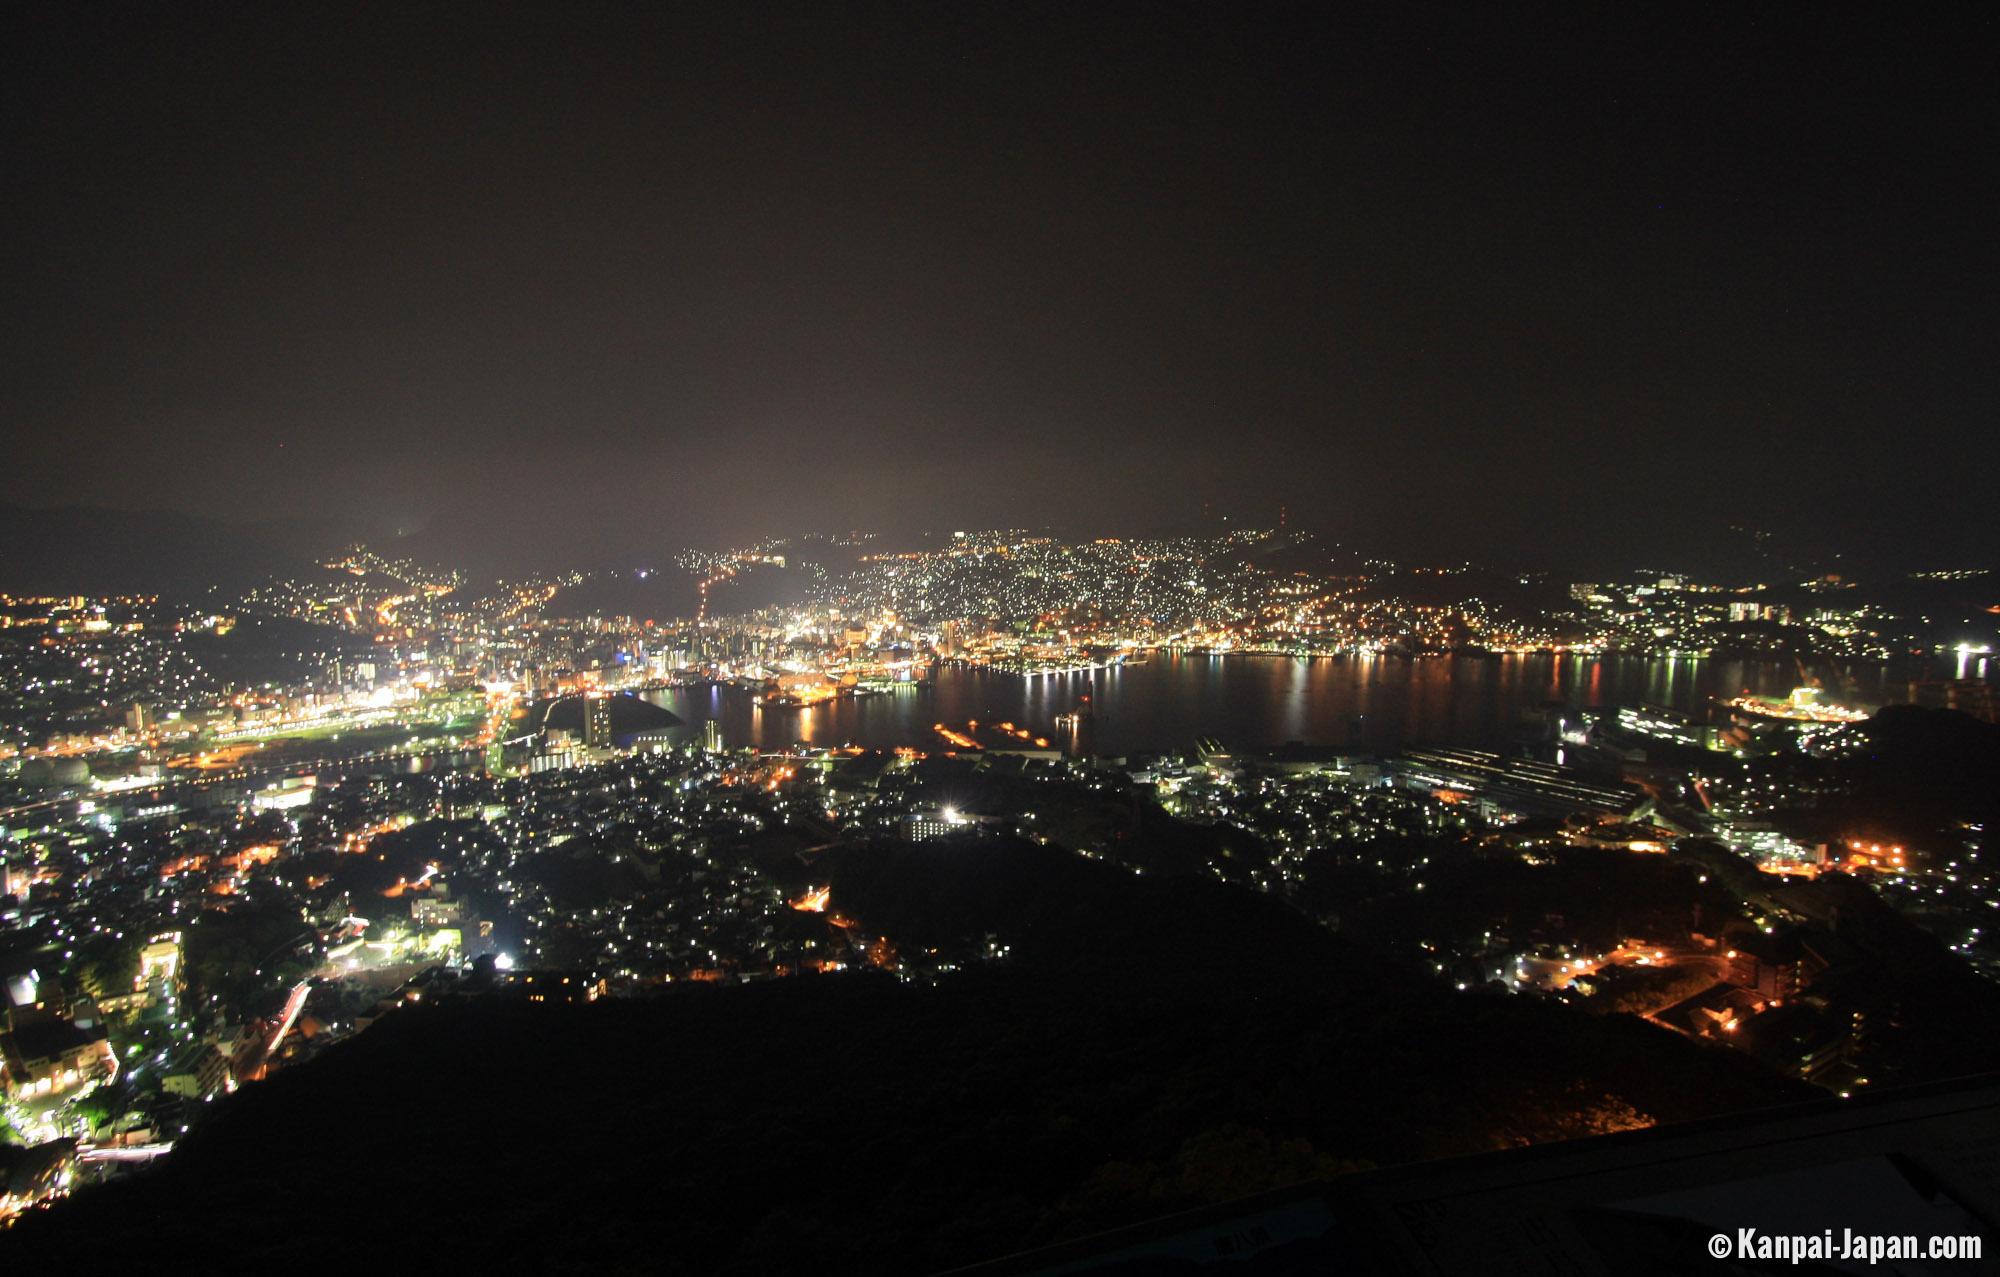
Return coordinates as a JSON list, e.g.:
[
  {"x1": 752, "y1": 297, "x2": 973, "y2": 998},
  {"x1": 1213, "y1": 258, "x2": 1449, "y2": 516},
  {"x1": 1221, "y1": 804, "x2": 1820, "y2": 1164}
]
[{"x1": 639, "y1": 652, "x2": 1954, "y2": 756}]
